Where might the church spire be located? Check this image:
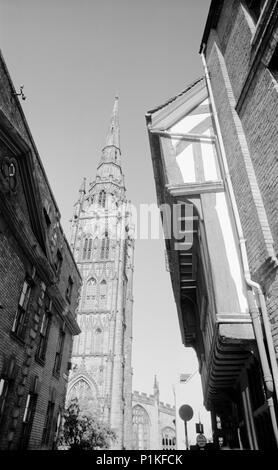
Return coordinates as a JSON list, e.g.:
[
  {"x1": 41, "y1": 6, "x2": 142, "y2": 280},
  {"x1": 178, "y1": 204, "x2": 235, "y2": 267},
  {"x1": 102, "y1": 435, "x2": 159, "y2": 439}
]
[
  {"x1": 101, "y1": 95, "x2": 121, "y2": 163},
  {"x1": 93, "y1": 96, "x2": 125, "y2": 192}
]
